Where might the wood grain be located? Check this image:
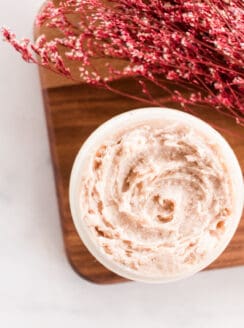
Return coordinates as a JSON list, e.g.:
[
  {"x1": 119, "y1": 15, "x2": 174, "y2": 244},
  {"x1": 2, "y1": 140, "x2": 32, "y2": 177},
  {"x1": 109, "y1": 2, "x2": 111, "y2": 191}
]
[{"x1": 35, "y1": 3, "x2": 244, "y2": 284}]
